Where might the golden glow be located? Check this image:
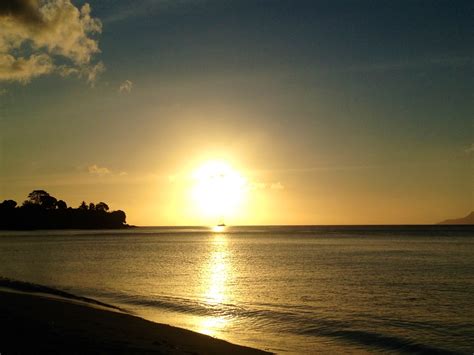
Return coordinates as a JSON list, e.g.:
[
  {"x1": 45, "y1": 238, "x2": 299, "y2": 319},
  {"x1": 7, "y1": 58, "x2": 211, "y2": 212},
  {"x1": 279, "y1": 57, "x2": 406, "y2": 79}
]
[
  {"x1": 191, "y1": 160, "x2": 247, "y2": 221},
  {"x1": 197, "y1": 316, "x2": 228, "y2": 337},
  {"x1": 197, "y1": 233, "x2": 231, "y2": 336},
  {"x1": 212, "y1": 225, "x2": 226, "y2": 233}
]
